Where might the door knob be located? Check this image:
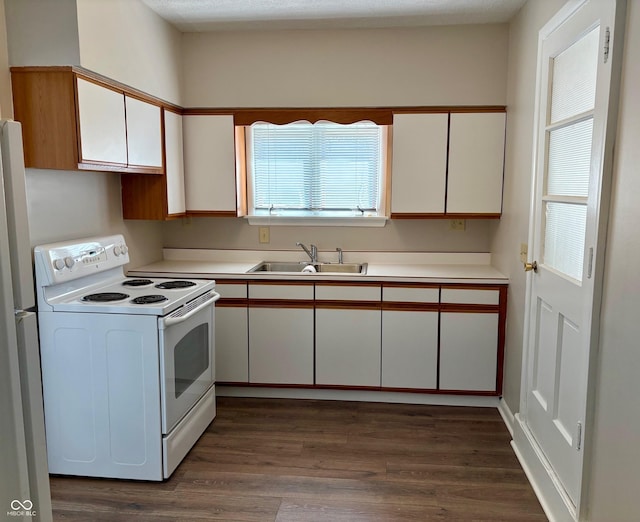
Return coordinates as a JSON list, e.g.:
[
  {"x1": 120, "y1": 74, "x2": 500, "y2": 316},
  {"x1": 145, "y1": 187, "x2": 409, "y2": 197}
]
[{"x1": 524, "y1": 261, "x2": 538, "y2": 273}]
